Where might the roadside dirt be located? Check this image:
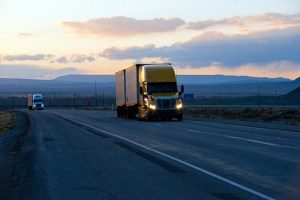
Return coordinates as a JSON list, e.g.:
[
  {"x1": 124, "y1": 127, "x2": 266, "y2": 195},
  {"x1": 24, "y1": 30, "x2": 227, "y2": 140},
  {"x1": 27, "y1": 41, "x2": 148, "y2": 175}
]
[
  {"x1": 0, "y1": 112, "x2": 43, "y2": 200},
  {"x1": 0, "y1": 111, "x2": 16, "y2": 136},
  {"x1": 184, "y1": 107, "x2": 300, "y2": 126}
]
